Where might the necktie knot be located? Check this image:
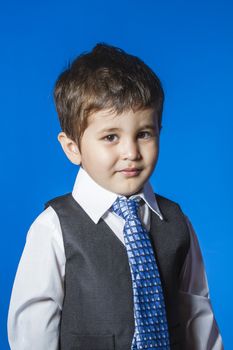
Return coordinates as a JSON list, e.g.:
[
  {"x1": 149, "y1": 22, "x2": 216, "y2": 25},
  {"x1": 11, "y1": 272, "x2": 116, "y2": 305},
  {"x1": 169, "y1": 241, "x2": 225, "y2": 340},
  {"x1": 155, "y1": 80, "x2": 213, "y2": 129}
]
[{"x1": 111, "y1": 196, "x2": 140, "y2": 221}]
